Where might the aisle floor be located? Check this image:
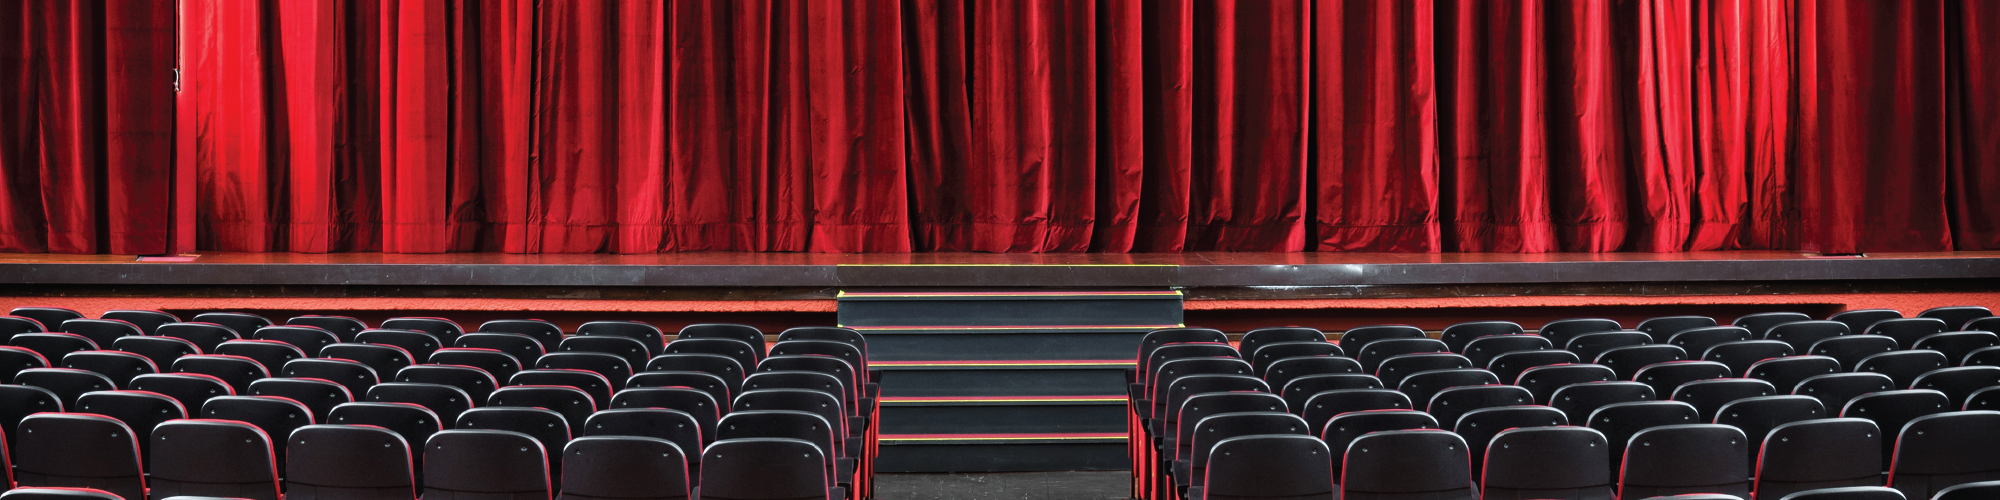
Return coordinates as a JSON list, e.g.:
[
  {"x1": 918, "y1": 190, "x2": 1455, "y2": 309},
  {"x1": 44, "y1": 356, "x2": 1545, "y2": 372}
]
[{"x1": 874, "y1": 471, "x2": 1131, "y2": 500}]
